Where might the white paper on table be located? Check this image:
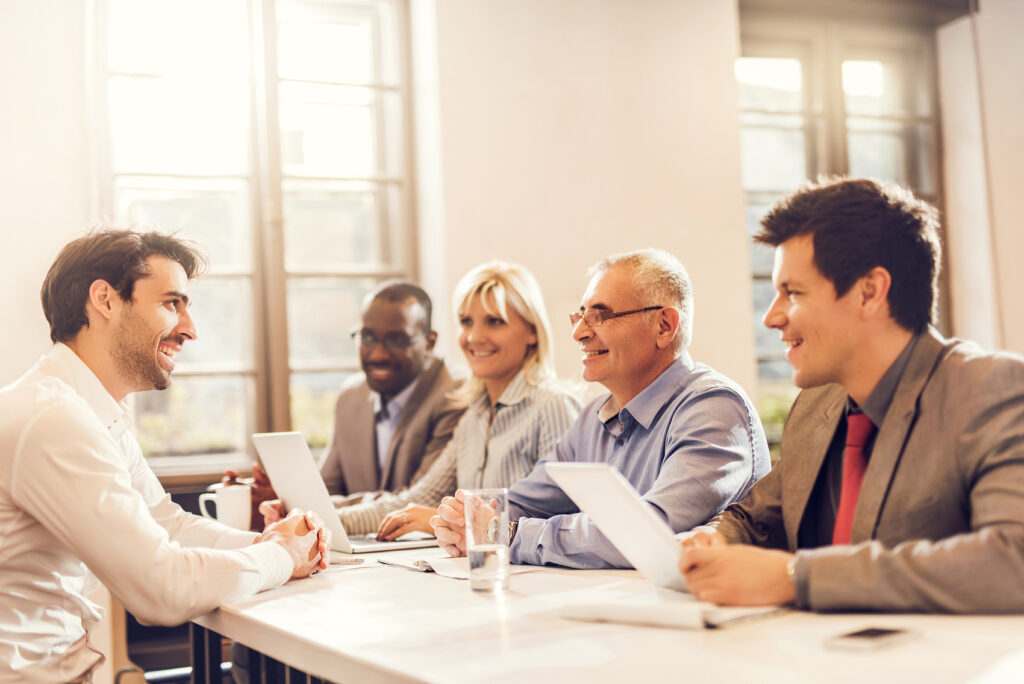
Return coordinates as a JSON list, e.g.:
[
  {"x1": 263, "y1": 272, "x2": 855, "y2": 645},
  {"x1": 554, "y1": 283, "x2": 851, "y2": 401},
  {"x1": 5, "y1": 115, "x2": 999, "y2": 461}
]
[
  {"x1": 560, "y1": 599, "x2": 785, "y2": 630},
  {"x1": 377, "y1": 556, "x2": 541, "y2": 579}
]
